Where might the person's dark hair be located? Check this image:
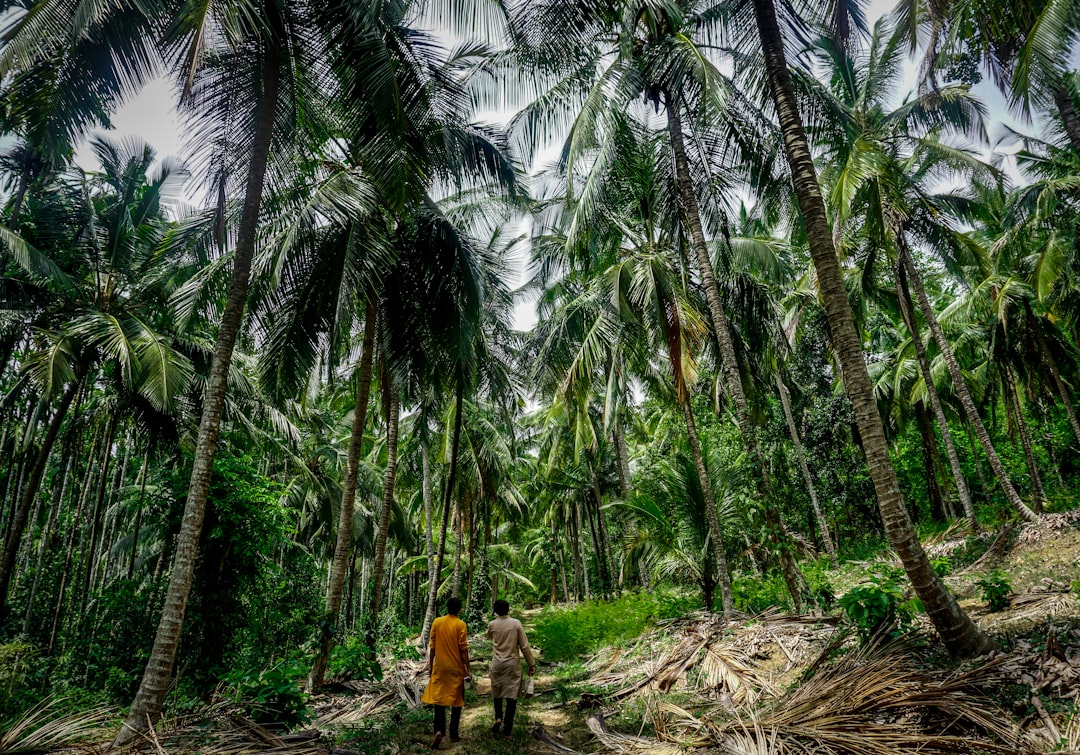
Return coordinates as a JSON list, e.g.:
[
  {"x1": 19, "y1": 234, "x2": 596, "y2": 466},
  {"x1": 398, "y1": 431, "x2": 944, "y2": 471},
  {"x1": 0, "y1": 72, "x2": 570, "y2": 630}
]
[
  {"x1": 446, "y1": 596, "x2": 463, "y2": 615},
  {"x1": 493, "y1": 599, "x2": 510, "y2": 616}
]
